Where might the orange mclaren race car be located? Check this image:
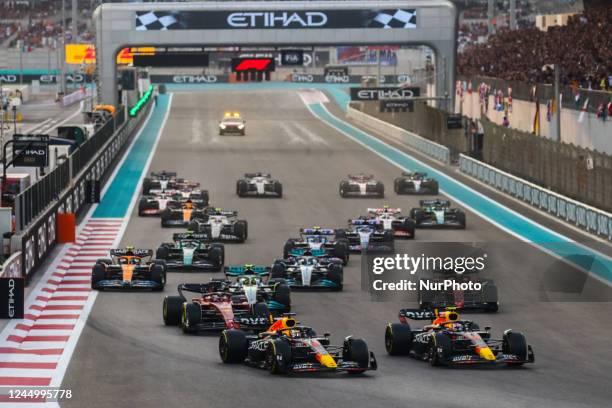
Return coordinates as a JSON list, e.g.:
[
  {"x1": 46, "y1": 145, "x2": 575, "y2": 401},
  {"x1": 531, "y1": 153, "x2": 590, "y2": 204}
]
[
  {"x1": 160, "y1": 200, "x2": 208, "y2": 227},
  {"x1": 219, "y1": 315, "x2": 377, "y2": 374},
  {"x1": 385, "y1": 307, "x2": 534, "y2": 367},
  {"x1": 91, "y1": 247, "x2": 166, "y2": 291}
]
